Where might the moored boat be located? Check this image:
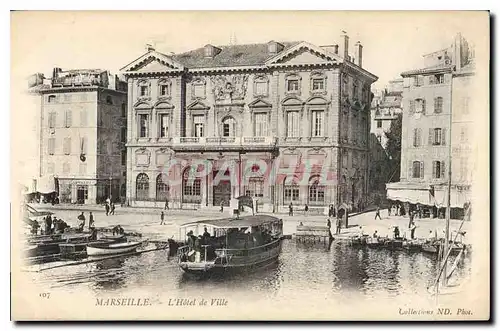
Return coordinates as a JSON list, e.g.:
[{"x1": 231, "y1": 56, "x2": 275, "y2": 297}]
[
  {"x1": 177, "y1": 215, "x2": 283, "y2": 277},
  {"x1": 86, "y1": 241, "x2": 142, "y2": 256}
]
